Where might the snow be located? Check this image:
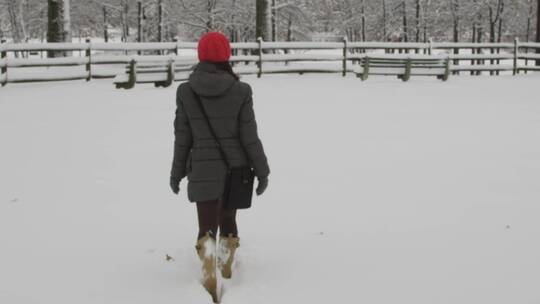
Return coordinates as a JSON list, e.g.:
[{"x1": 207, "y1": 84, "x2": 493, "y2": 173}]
[
  {"x1": 432, "y1": 42, "x2": 515, "y2": 49},
  {"x1": 230, "y1": 42, "x2": 259, "y2": 49},
  {"x1": 348, "y1": 41, "x2": 429, "y2": 49},
  {"x1": 452, "y1": 65, "x2": 514, "y2": 72},
  {"x1": 261, "y1": 41, "x2": 344, "y2": 49},
  {"x1": 112, "y1": 73, "x2": 129, "y2": 84},
  {"x1": 1, "y1": 42, "x2": 89, "y2": 52},
  {"x1": 515, "y1": 42, "x2": 540, "y2": 48},
  {"x1": 450, "y1": 53, "x2": 514, "y2": 60},
  {"x1": 261, "y1": 53, "x2": 343, "y2": 61},
  {"x1": 91, "y1": 42, "x2": 178, "y2": 51},
  {"x1": 5, "y1": 70, "x2": 89, "y2": 83},
  {"x1": 519, "y1": 53, "x2": 540, "y2": 60},
  {"x1": 1, "y1": 74, "x2": 540, "y2": 304},
  {"x1": 90, "y1": 55, "x2": 197, "y2": 65},
  {"x1": 349, "y1": 53, "x2": 448, "y2": 60},
  {"x1": 228, "y1": 55, "x2": 259, "y2": 62},
  {"x1": 6, "y1": 57, "x2": 88, "y2": 67},
  {"x1": 175, "y1": 42, "x2": 198, "y2": 49}
]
